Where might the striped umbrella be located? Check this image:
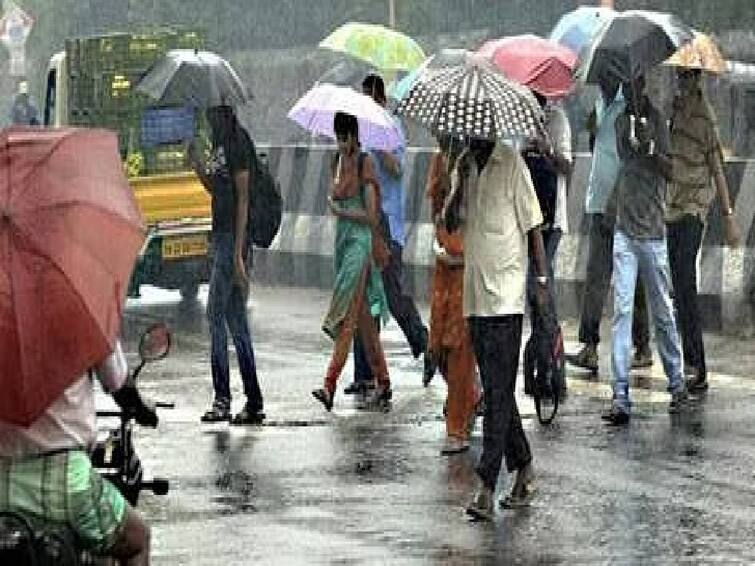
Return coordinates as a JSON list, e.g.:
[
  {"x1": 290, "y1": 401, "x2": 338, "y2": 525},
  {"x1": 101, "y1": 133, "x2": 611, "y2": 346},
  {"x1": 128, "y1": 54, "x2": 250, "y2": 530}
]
[{"x1": 396, "y1": 60, "x2": 543, "y2": 142}]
